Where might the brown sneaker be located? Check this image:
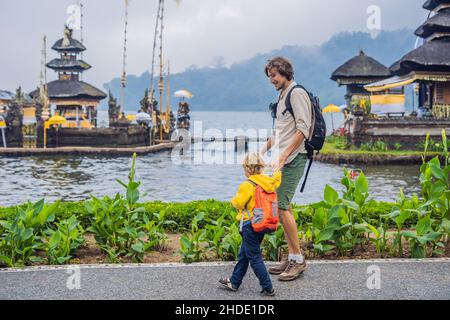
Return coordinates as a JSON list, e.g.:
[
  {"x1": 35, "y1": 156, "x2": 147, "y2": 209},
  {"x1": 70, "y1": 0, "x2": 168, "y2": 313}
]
[
  {"x1": 268, "y1": 260, "x2": 290, "y2": 275},
  {"x1": 278, "y1": 260, "x2": 307, "y2": 281}
]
